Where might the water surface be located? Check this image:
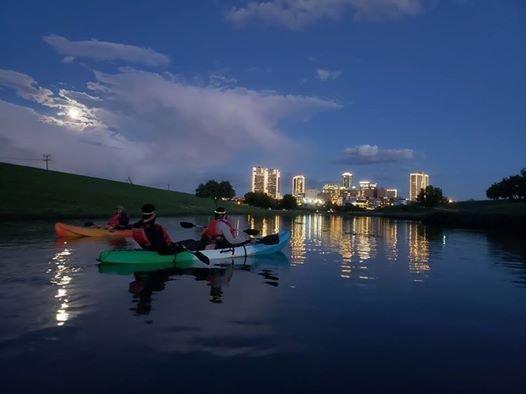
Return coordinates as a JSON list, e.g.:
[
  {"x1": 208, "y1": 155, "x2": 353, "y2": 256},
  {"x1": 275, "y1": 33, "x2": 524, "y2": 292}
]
[{"x1": 1, "y1": 215, "x2": 525, "y2": 394}]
